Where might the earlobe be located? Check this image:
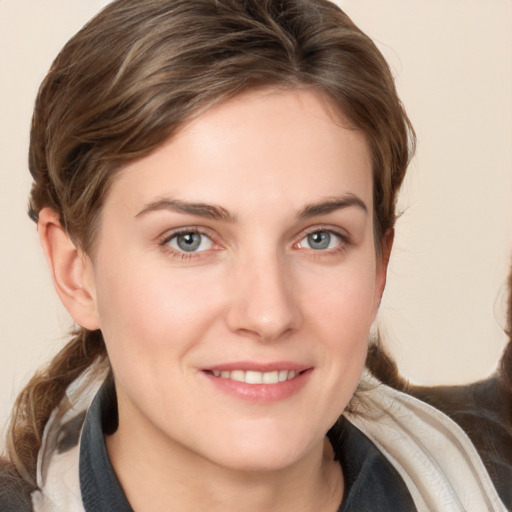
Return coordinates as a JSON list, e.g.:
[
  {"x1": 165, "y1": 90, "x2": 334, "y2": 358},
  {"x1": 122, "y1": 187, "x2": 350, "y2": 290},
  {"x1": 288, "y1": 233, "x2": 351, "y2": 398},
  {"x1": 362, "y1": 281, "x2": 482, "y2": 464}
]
[{"x1": 38, "y1": 208, "x2": 100, "y2": 330}]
